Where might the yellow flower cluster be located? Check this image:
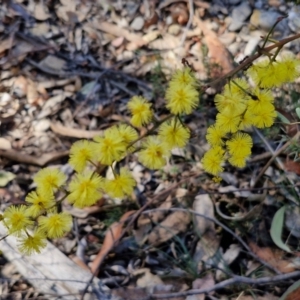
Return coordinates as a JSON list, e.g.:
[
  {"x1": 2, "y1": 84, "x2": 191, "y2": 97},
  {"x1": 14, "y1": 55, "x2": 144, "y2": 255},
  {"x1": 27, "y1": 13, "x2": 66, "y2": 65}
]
[
  {"x1": 2, "y1": 168, "x2": 72, "y2": 254},
  {"x1": 4, "y1": 49, "x2": 298, "y2": 255},
  {"x1": 202, "y1": 54, "x2": 300, "y2": 181}
]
